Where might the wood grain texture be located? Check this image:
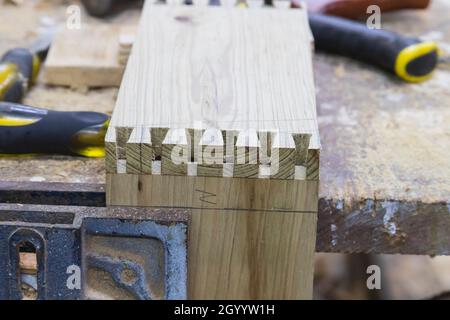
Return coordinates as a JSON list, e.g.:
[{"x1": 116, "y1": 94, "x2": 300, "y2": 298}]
[
  {"x1": 106, "y1": 4, "x2": 320, "y2": 179},
  {"x1": 125, "y1": 127, "x2": 153, "y2": 174},
  {"x1": 107, "y1": 173, "x2": 318, "y2": 299},
  {"x1": 106, "y1": 3, "x2": 320, "y2": 300},
  {"x1": 107, "y1": 174, "x2": 318, "y2": 212},
  {"x1": 316, "y1": 199, "x2": 450, "y2": 255},
  {"x1": 44, "y1": 24, "x2": 136, "y2": 88},
  {"x1": 188, "y1": 209, "x2": 317, "y2": 299}
]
